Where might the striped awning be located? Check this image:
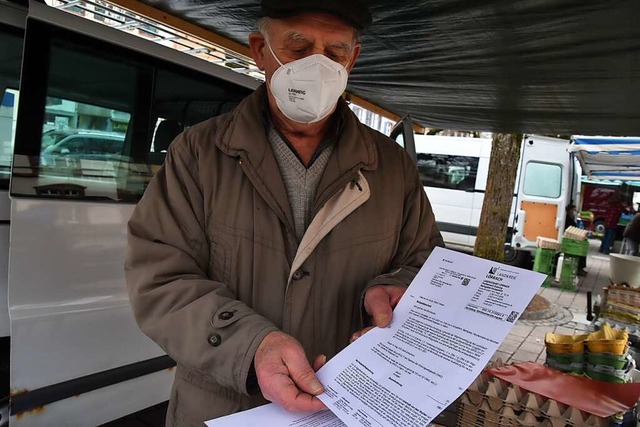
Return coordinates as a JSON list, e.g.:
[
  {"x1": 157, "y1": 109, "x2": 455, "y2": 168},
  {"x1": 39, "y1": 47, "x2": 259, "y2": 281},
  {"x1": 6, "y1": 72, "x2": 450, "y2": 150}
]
[{"x1": 569, "y1": 136, "x2": 640, "y2": 181}]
